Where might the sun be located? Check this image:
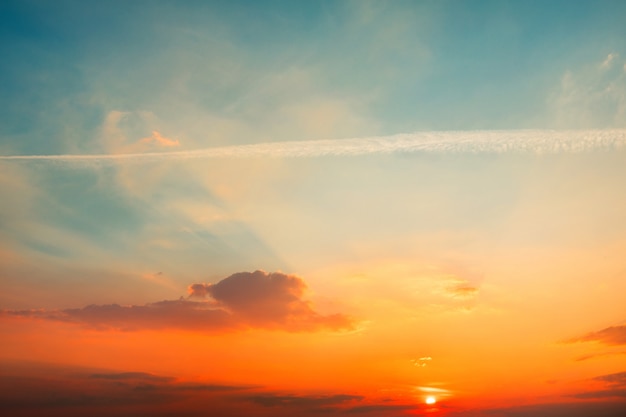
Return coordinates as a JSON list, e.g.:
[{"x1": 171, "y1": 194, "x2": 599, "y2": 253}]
[{"x1": 425, "y1": 396, "x2": 437, "y2": 405}]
